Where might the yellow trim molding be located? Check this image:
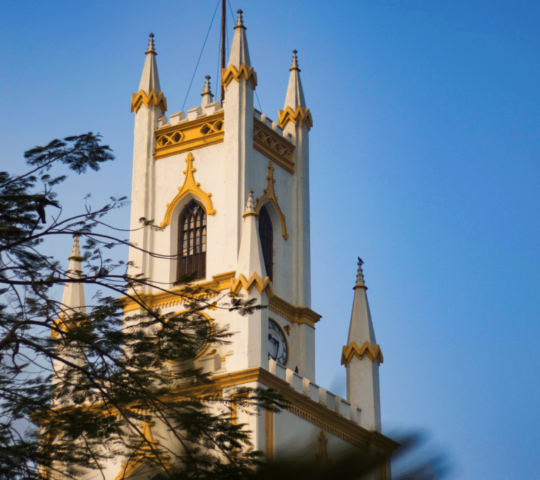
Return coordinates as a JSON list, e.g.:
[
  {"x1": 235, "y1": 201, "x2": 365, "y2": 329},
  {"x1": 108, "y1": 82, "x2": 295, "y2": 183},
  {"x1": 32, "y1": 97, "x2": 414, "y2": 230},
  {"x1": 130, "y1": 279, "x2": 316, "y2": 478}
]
[
  {"x1": 51, "y1": 314, "x2": 88, "y2": 339},
  {"x1": 341, "y1": 341, "x2": 384, "y2": 366},
  {"x1": 278, "y1": 106, "x2": 313, "y2": 131},
  {"x1": 161, "y1": 152, "x2": 216, "y2": 228},
  {"x1": 230, "y1": 273, "x2": 273, "y2": 296},
  {"x1": 154, "y1": 111, "x2": 224, "y2": 159},
  {"x1": 50, "y1": 317, "x2": 72, "y2": 339},
  {"x1": 131, "y1": 89, "x2": 168, "y2": 113},
  {"x1": 120, "y1": 270, "x2": 322, "y2": 329},
  {"x1": 255, "y1": 162, "x2": 289, "y2": 240},
  {"x1": 253, "y1": 119, "x2": 295, "y2": 174},
  {"x1": 121, "y1": 271, "x2": 236, "y2": 313},
  {"x1": 221, "y1": 64, "x2": 258, "y2": 89}
]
